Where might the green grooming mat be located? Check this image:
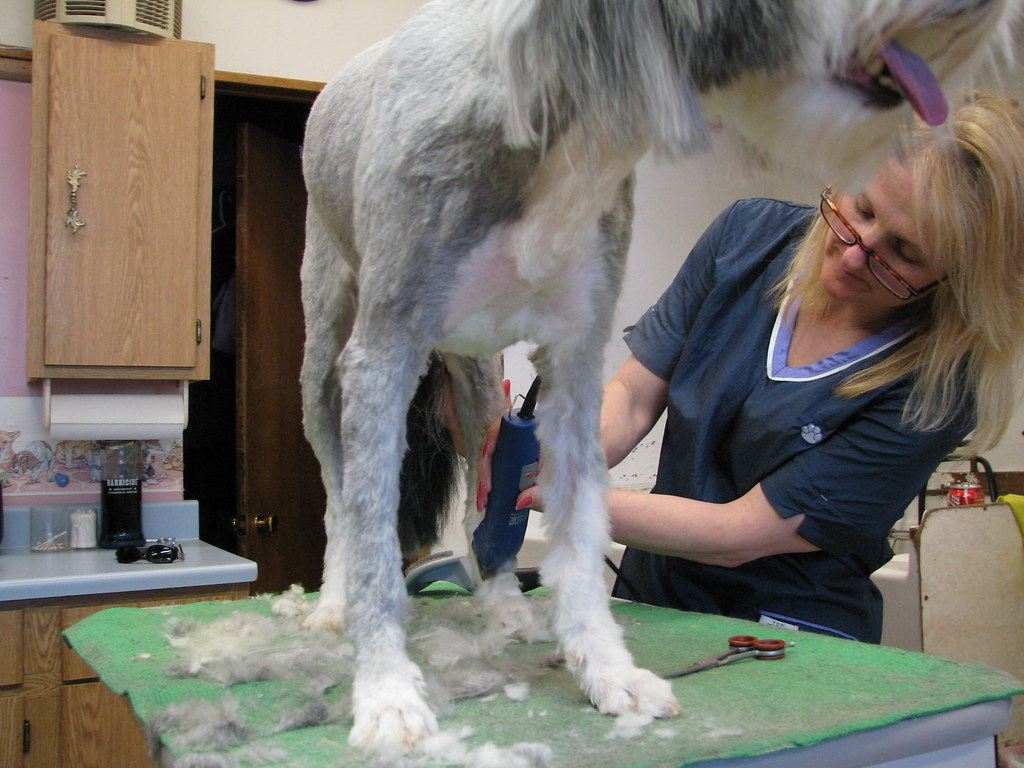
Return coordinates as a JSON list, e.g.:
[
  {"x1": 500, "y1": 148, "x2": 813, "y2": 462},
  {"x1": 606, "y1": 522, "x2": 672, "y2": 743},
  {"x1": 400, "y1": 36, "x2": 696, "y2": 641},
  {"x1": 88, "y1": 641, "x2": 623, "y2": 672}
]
[{"x1": 64, "y1": 592, "x2": 1024, "y2": 767}]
